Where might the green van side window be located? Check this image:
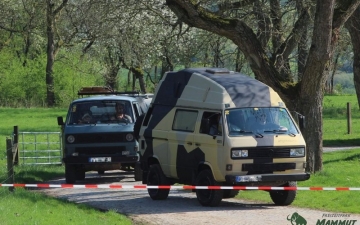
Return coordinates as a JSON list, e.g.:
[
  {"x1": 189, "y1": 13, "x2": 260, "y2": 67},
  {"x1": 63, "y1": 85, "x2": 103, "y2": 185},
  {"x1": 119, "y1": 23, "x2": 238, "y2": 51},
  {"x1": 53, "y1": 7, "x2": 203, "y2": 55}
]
[{"x1": 172, "y1": 109, "x2": 198, "y2": 132}]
